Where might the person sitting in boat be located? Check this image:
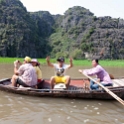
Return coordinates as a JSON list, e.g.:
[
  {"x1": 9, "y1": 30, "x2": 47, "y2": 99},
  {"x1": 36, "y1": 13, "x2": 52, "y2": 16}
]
[
  {"x1": 46, "y1": 56, "x2": 73, "y2": 89},
  {"x1": 79, "y1": 59, "x2": 113, "y2": 90},
  {"x1": 11, "y1": 56, "x2": 37, "y2": 88},
  {"x1": 31, "y1": 59, "x2": 43, "y2": 88}
]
